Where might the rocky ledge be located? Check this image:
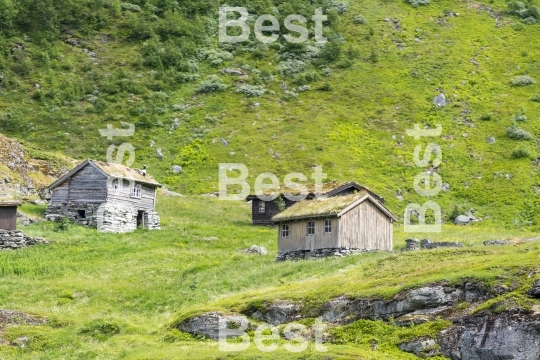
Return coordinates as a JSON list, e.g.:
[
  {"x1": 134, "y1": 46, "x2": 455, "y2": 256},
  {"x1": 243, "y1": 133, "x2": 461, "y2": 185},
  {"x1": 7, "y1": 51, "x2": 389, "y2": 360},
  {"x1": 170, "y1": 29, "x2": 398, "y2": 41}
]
[{"x1": 177, "y1": 281, "x2": 540, "y2": 359}]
